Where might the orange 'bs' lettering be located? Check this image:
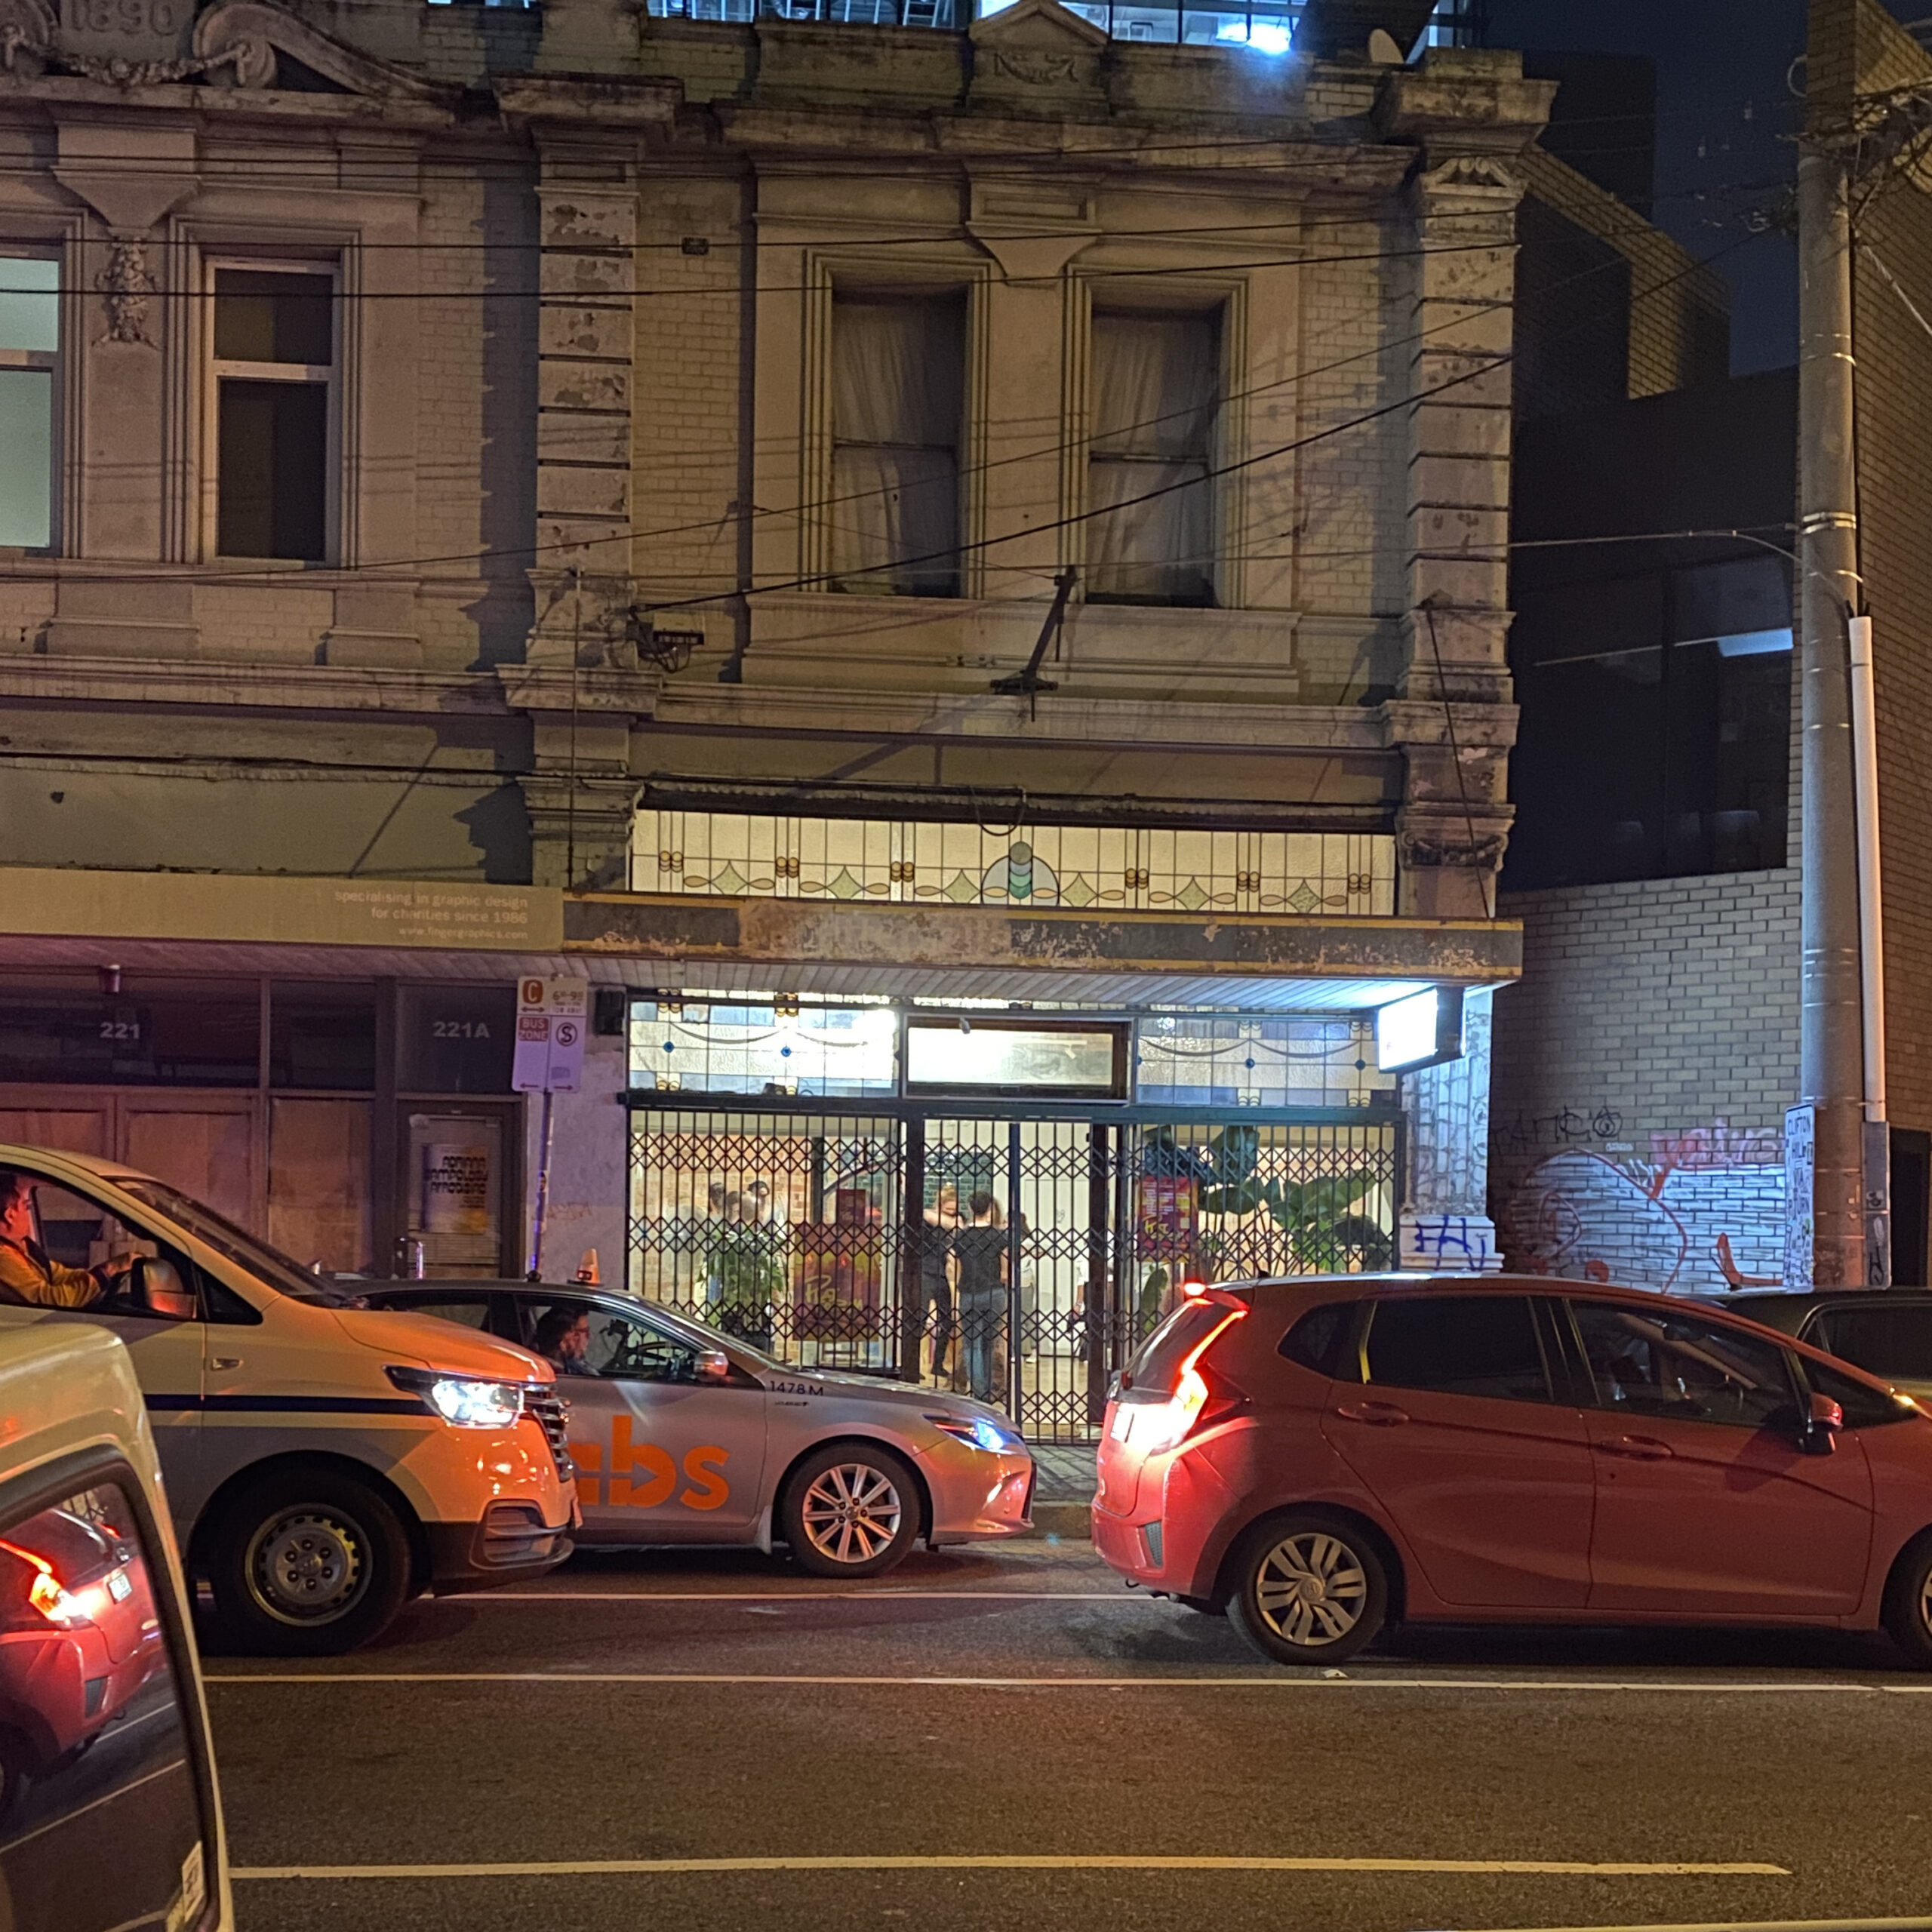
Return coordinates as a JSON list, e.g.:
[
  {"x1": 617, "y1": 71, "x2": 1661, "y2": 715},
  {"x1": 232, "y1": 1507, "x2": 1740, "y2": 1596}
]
[
  {"x1": 608, "y1": 1415, "x2": 676, "y2": 1508},
  {"x1": 680, "y1": 1446, "x2": 730, "y2": 1512}
]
